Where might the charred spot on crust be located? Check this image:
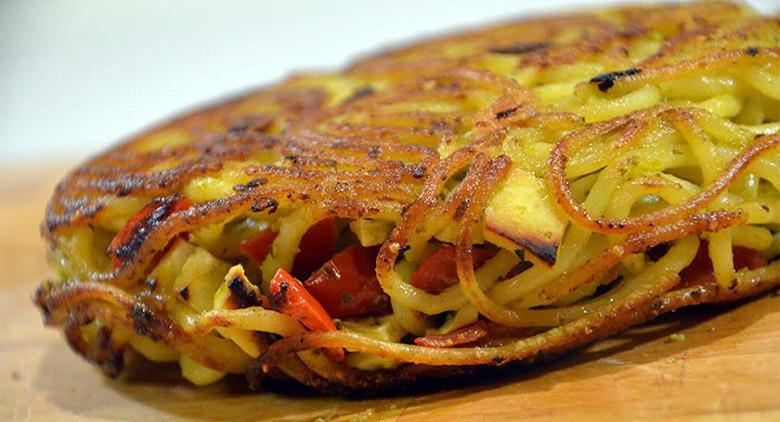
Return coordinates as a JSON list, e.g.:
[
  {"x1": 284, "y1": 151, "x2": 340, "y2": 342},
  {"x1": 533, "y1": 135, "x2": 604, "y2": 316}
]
[
  {"x1": 746, "y1": 47, "x2": 759, "y2": 56},
  {"x1": 589, "y1": 68, "x2": 641, "y2": 92},
  {"x1": 647, "y1": 243, "x2": 670, "y2": 261},
  {"x1": 246, "y1": 178, "x2": 267, "y2": 189},
  {"x1": 227, "y1": 276, "x2": 263, "y2": 308},
  {"x1": 64, "y1": 322, "x2": 125, "y2": 378},
  {"x1": 226, "y1": 113, "x2": 274, "y2": 133},
  {"x1": 228, "y1": 124, "x2": 249, "y2": 133},
  {"x1": 275, "y1": 87, "x2": 327, "y2": 113},
  {"x1": 411, "y1": 165, "x2": 426, "y2": 179},
  {"x1": 454, "y1": 199, "x2": 471, "y2": 220},
  {"x1": 130, "y1": 303, "x2": 159, "y2": 341},
  {"x1": 366, "y1": 146, "x2": 382, "y2": 159},
  {"x1": 33, "y1": 283, "x2": 52, "y2": 323},
  {"x1": 394, "y1": 245, "x2": 411, "y2": 264},
  {"x1": 604, "y1": 221, "x2": 627, "y2": 229},
  {"x1": 107, "y1": 195, "x2": 182, "y2": 264},
  {"x1": 45, "y1": 201, "x2": 104, "y2": 234},
  {"x1": 95, "y1": 326, "x2": 125, "y2": 377},
  {"x1": 269, "y1": 281, "x2": 289, "y2": 309},
  {"x1": 344, "y1": 85, "x2": 376, "y2": 103},
  {"x1": 495, "y1": 106, "x2": 519, "y2": 120},
  {"x1": 593, "y1": 276, "x2": 621, "y2": 297},
  {"x1": 286, "y1": 154, "x2": 339, "y2": 167},
  {"x1": 489, "y1": 42, "x2": 550, "y2": 55},
  {"x1": 251, "y1": 197, "x2": 279, "y2": 214},
  {"x1": 178, "y1": 286, "x2": 190, "y2": 301},
  {"x1": 397, "y1": 244, "x2": 411, "y2": 256},
  {"x1": 233, "y1": 178, "x2": 268, "y2": 192},
  {"x1": 144, "y1": 278, "x2": 158, "y2": 291}
]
